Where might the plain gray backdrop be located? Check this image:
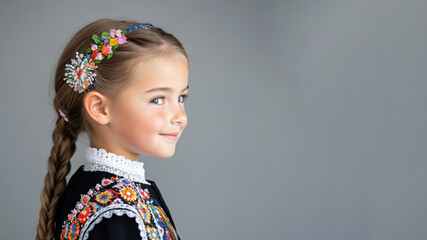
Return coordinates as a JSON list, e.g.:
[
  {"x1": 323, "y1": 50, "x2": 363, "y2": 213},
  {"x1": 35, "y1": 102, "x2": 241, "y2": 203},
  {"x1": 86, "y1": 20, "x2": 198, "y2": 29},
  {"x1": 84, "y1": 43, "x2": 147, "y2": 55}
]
[{"x1": 1, "y1": 0, "x2": 426, "y2": 239}]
